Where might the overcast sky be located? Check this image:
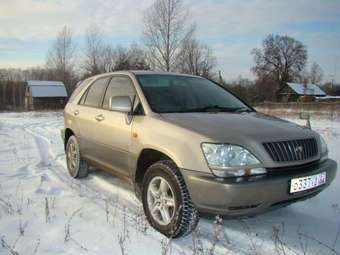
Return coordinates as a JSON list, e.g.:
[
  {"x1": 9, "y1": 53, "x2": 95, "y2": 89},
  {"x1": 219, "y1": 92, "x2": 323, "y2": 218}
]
[{"x1": 0, "y1": 0, "x2": 339, "y2": 82}]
